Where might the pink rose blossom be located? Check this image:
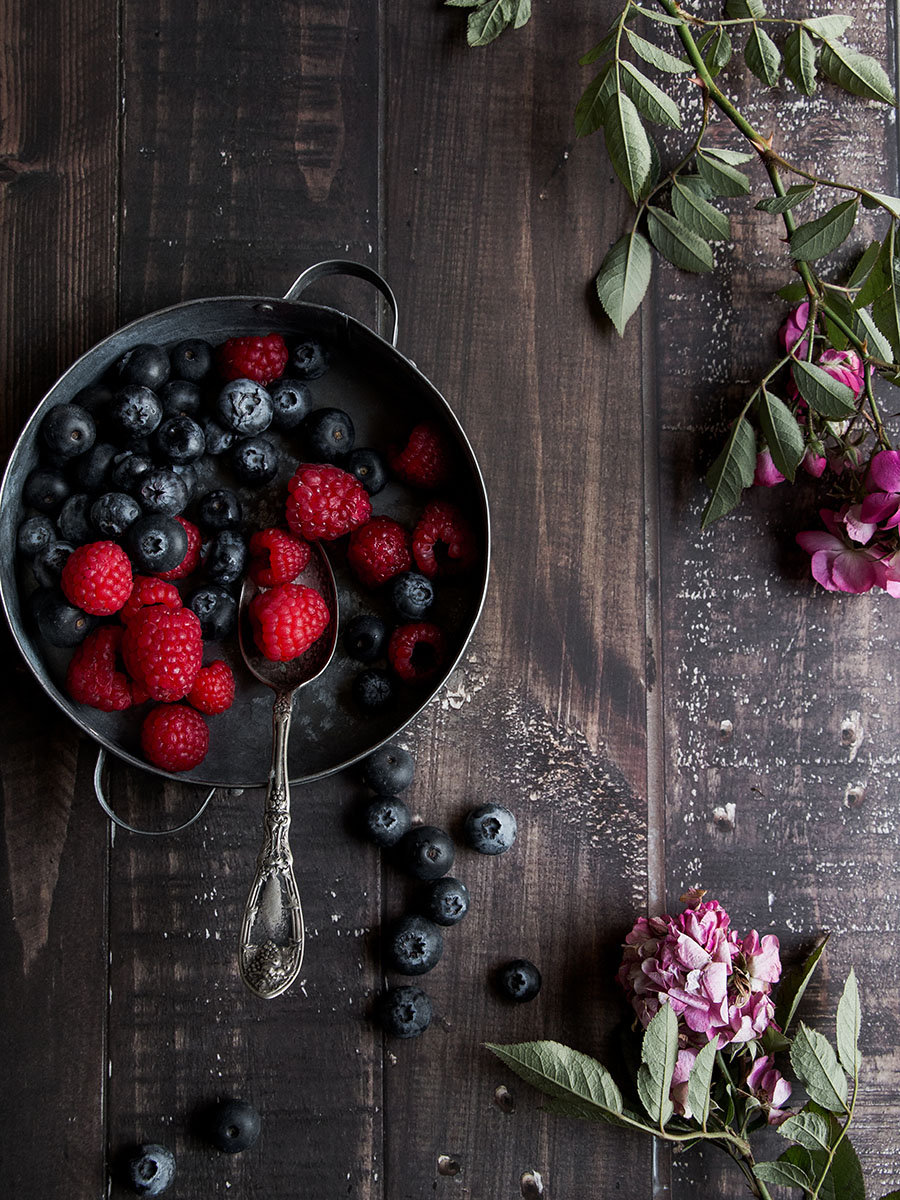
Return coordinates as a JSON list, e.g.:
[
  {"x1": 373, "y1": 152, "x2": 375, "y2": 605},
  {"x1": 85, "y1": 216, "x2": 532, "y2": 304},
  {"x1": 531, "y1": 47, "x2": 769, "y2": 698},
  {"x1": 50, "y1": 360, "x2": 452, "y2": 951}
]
[
  {"x1": 797, "y1": 507, "x2": 887, "y2": 594},
  {"x1": 746, "y1": 1054, "x2": 793, "y2": 1125},
  {"x1": 816, "y1": 348, "x2": 865, "y2": 401},
  {"x1": 779, "y1": 302, "x2": 811, "y2": 358},
  {"x1": 860, "y1": 449, "x2": 900, "y2": 527},
  {"x1": 754, "y1": 449, "x2": 785, "y2": 487},
  {"x1": 670, "y1": 1048, "x2": 698, "y2": 1119}
]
